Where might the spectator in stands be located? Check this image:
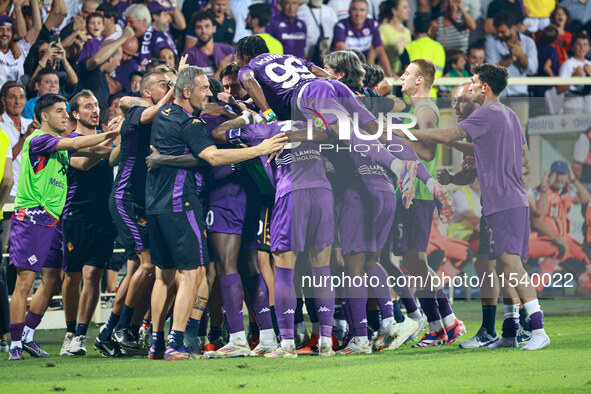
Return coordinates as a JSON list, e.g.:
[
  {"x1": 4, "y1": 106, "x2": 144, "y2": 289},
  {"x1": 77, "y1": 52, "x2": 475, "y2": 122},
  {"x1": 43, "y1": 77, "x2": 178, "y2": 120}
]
[
  {"x1": 378, "y1": 0, "x2": 411, "y2": 75},
  {"x1": 77, "y1": 12, "x2": 105, "y2": 61},
  {"x1": 0, "y1": 2, "x2": 42, "y2": 88},
  {"x1": 0, "y1": 123, "x2": 12, "y2": 353},
  {"x1": 298, "y1": 0, "x2": 338, "y2": 64},
  {"x1": 104, "y1": 0, "x2": 129, "y2": 29},
  {"x1": 246, "y1": 2, "x2": 283, "y2": 55},
  {"x1": 97, "y1": 2, "x2": 122, "y2": 41},
  {"x1": 485, "y1": 11, "x2": 538, "y2": 99},
  {"x1": 400, "y1": 14, "x2": 445, "y2": 97},
  {"x1": 448, "y1": 177, "x2": 481, "y2": 242},
  {"x1": 441, "y1": 48, "x2": 470, "y2": 96},
  {"x1": 112, "y1": 36, "x2": 139, "y2": 94},
  {"x1": 327, "y1": 0, "x2": 352, "y2": 21},
  {"x1": 267, "y1": 0, "x2": 307, "y2": 59},
  {"x1": 186, "y1": 0, "x2": 235, "y2": 48},
  {"x1": 158, "y1": 47, "x2": 177, "y2": 68},
  {"x1": 23, "y1": 0, "x2": 67, "y2": 43},
  {"x1": 60, "y1": 0, "x2": 102, "y2": 42},
  {"x1": 466, "y1": 39, "x2": 485, "y2": 73},
  {"x1": 23, "y1": 69, "x2": 71, "y2": 120},
  {"x1": 180, "y1": 11, "x2": 235, "y2": 78},
  {"x1": 129, "y1": 70, "x2": 143, "y2": 94},
  {"x1": 557, "y1": 33, "x2": 591, "y2": 113},
  {"x1": 145, "y1": 1, "x2": 179, "y2": 61},
  {"x1": 432, "y1": 0, "x2": 476, "y2": 53},
  {"x1": 522, "y1": 0, "x2": 555, "y2": 33},
  {"x1": 0, "y1": 82, "x2": 34, "y2": 201},
  {"x1": 551, "y1": 6, "x2": 573, "y2": 66},
  {"x1": 333, "y1": 0, "x2": 393, "y2": 77},
  {"x1": 75, "y1": 26, "x2": 135, "y2": 108},
  {"x1": 528, "y1": 161, "x2": 591, "y2": 294},
  {"x1": 24, "y1": 40, "x2": 77, "y2": 98},
  {"x1": 560, "y1": 0, "x2": 591, "y2": 26},
  {"x1": 123, "y1": 4, "x2": 152, "y2": 68},
  {"x1": 484, "y1": 0, "x2": 525, "y2": 34},
  {"x1": 229, "y1": 0, "x2": 253, "y2": 43},
  {"x1": 533, "y1": 25, "x2": 560, "y2": 97}
]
